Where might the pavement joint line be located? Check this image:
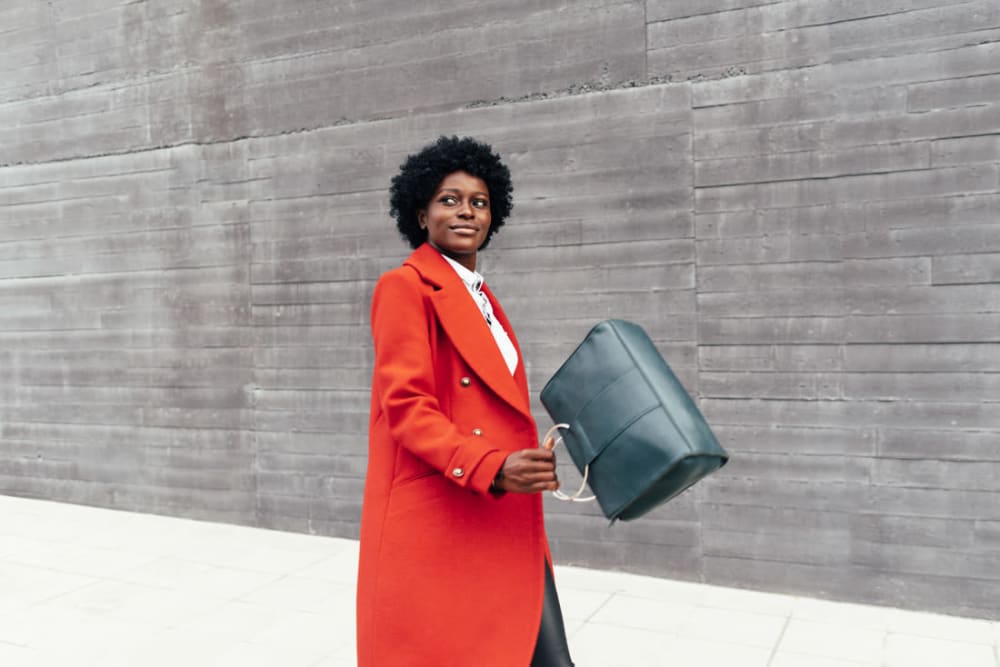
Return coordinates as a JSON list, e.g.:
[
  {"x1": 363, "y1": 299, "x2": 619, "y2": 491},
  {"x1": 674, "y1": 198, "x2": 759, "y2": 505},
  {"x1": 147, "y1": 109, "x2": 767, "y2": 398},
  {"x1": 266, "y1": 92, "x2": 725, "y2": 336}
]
[
  {"x1": 764, "y1": 611, "x2": 793, "y2": 667},
  {"x1": 287, "y1": 551, "x2": 339, "y2": 575},
  {"x1": 236, "y1": 571, "x2": 295, "y2": 599},
  {"x1": 570, "y1": 589, "x2": 622, "y2": 637},
  {"x1": 29, "y1": 577, "x2": 115, "y2": 609}
]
